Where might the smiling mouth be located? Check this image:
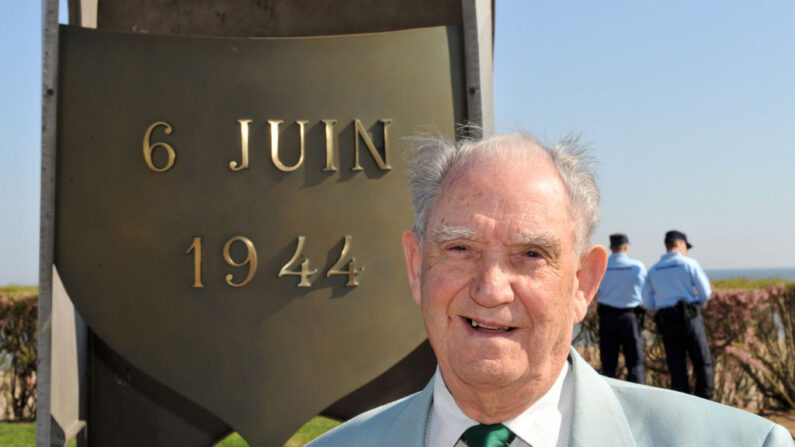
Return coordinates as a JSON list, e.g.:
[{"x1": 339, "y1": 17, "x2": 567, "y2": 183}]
[{"x1": 465, "y1": 318, "x2": 516, "y2": 333}]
